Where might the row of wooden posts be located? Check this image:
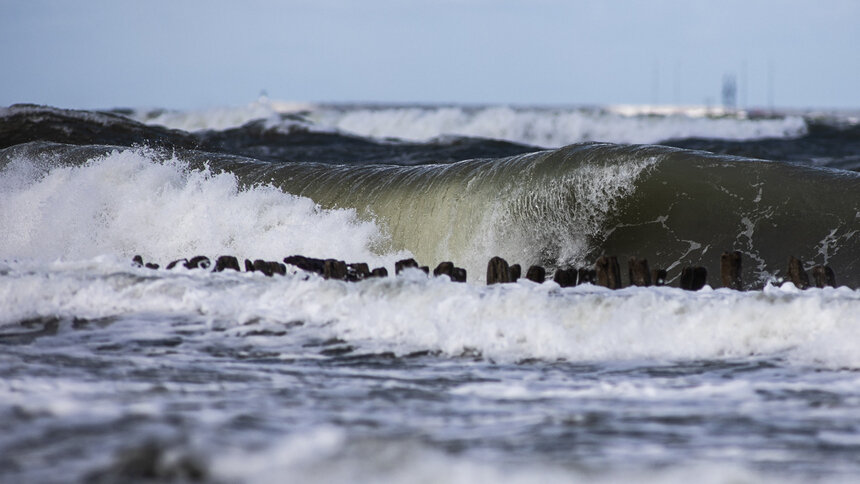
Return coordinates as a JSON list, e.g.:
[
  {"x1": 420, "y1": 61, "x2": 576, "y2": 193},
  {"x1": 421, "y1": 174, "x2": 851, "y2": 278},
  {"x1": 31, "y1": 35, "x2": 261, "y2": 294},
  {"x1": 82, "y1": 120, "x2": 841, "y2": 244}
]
[
  {"x1": 486, "y1": 252, "x2": 836, "y2": 290},
  {"x1": 132, "y1": 251, "x2": 837, "y2": 290}
]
